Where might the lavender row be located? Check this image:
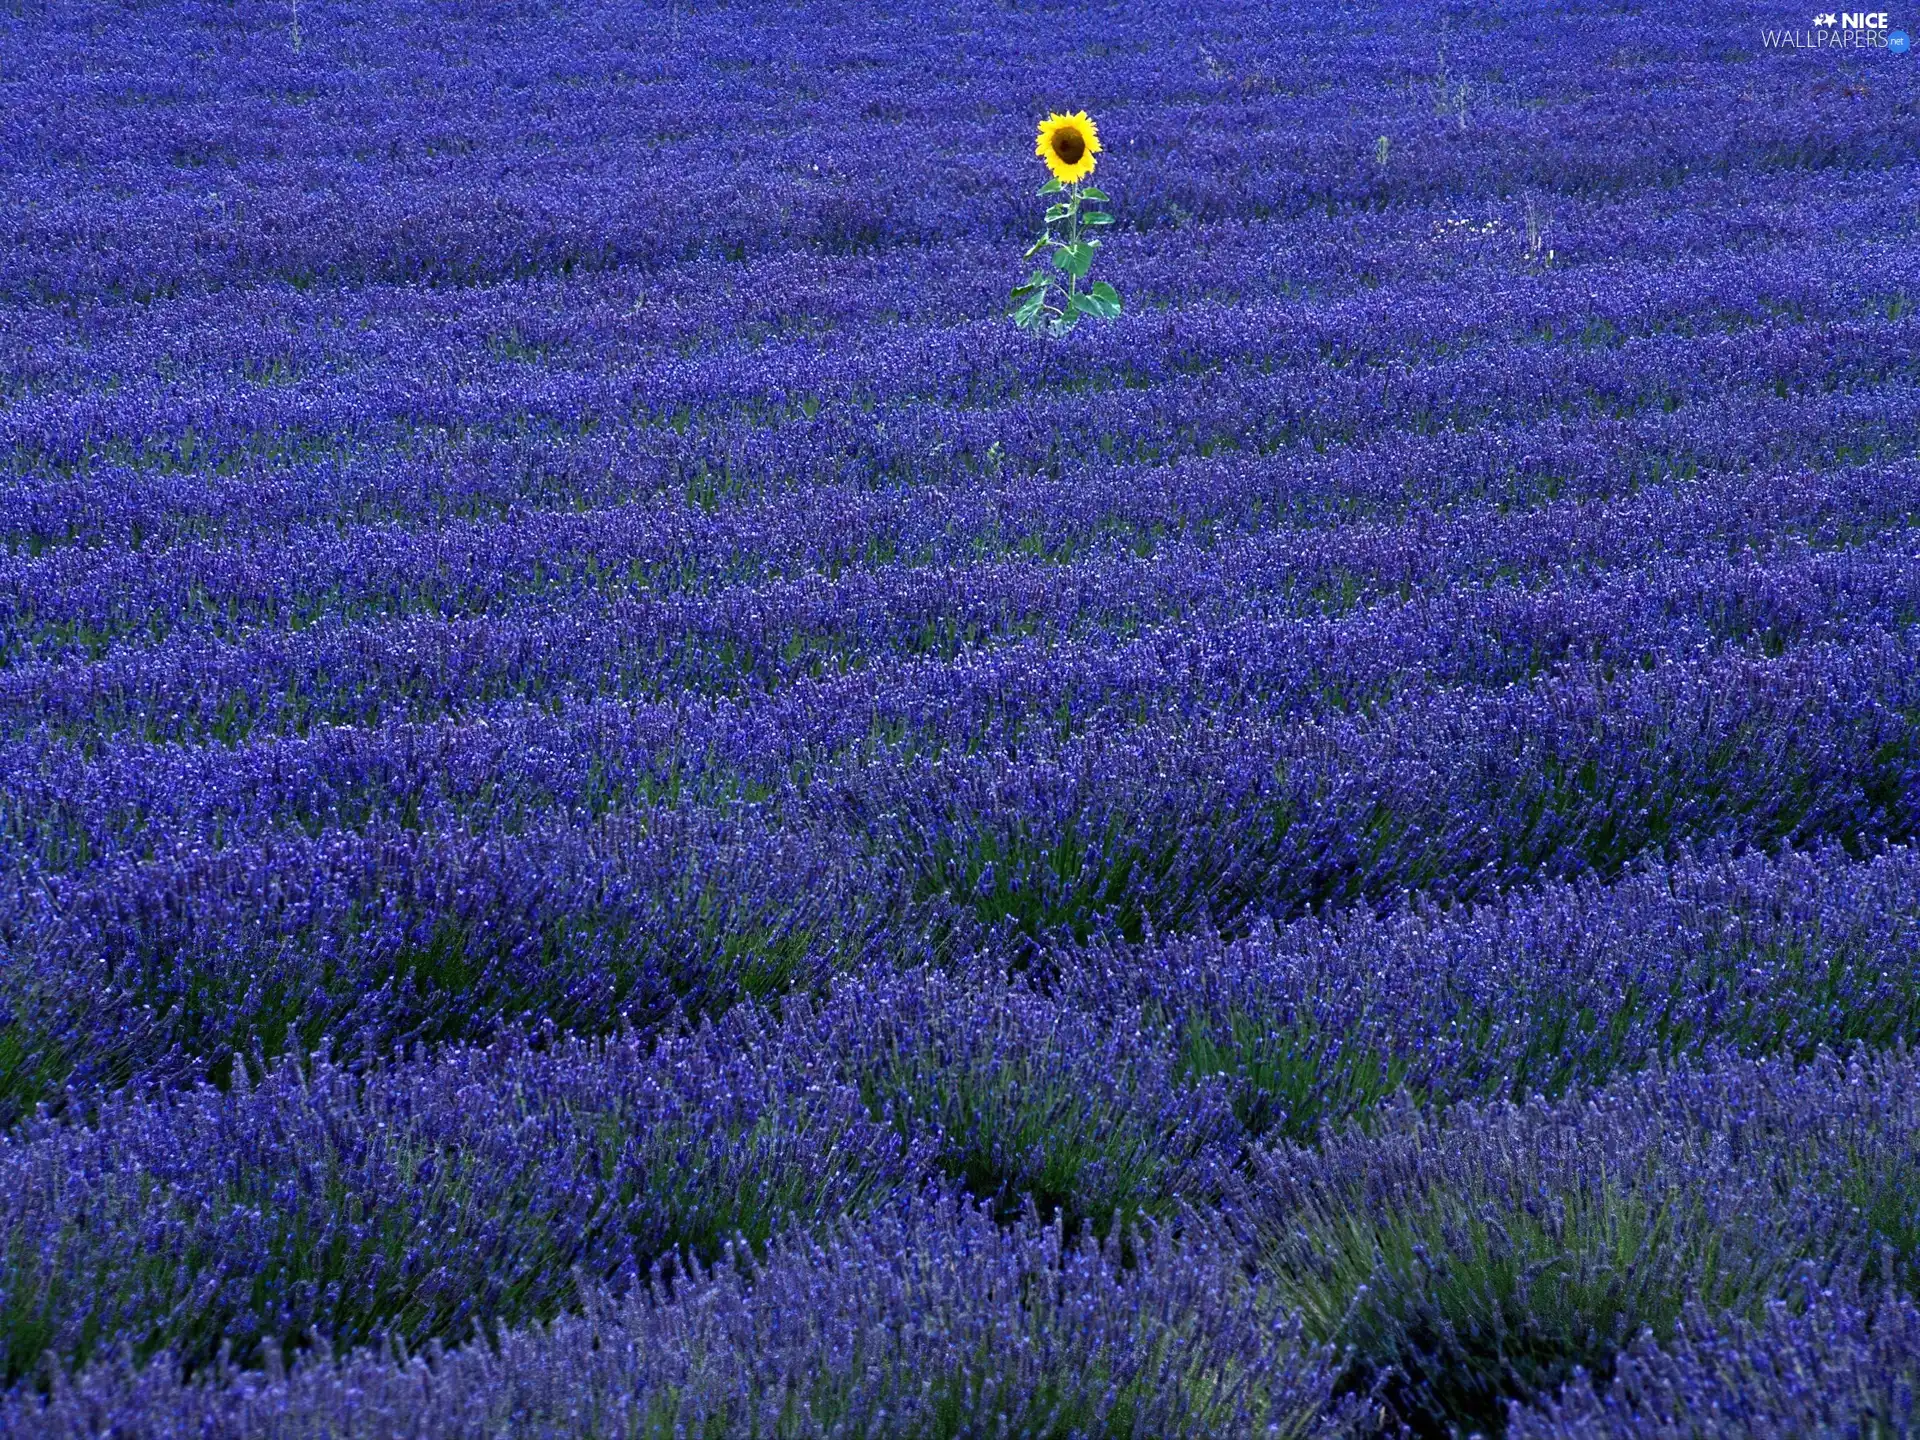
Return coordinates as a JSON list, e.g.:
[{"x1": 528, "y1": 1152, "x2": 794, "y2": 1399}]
[
  {"x1": 1509, "y1": 1284, "x2": 1920, "y2": 1439},
  {"x1": 9, "y1": 207, "x2": 1913, "y2": 505},
  {"x1": 11, "y1": 368, "x2": 1915, "y2": 678},
  {"x1": 0, "y1": 964, "x2": 1248, "y2": 1383},
  {"x1": 0, "y1": 1194, "x2": 1354, "y2": 1440},
  {"x1": 10, "y1": 458, "x2": 1917, "y2": 744},
  {"x1": 6, "y1": 310, "x2": 1916, "y2": 659},
  {"x1": 857, "y1": 628, "x2": 1920, "y2": 952},
  {"x1": 1229, "y1": 1045, "x2": 1920, "y2": 1432},
  {"x1": 7, "y1": 619, "x2": 1920, "y2": 1122},
  {"x1": 1080, "y1": 839, "x2": 1920, "y2": 1142},
  {"x1": 6, "y1": 840, "x2": 1920, "y2": 1390},
  {"x1": 5, "y1": 0, "x2": 1906, "y2": 300},
  {"x1": 8, "y1": 1009, "x2": 1920, "y2": 1434},
  {"x1": 10, "y1": 175, "x2": 1915, "y2": 556},
  {"x1": 459, "y1": 320, "x2": 1919, "y2": 541},
  {"x1": 6, "y1": 527, "x2": 1916, "y2": 876},
  {"x1": 0, "y1": 803, "x2": 896, "y2": 1126},
  {"x1": 9, "y1": 157, "x2": 1905, "y2": 410}
]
